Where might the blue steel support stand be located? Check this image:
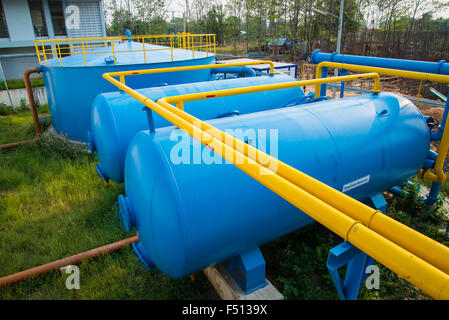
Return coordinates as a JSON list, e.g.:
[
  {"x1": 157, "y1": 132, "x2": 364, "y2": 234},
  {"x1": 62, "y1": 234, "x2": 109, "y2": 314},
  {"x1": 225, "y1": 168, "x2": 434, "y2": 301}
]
[
  {"x1": 223, "y1": 247, "x2": 268, "y2": 294},
  {"x1": 338, "y1": 69, "x2": 348, "y2": 98},
  {"x1": 327, "y1": 193, "x2": 387, "y2": 300}
]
